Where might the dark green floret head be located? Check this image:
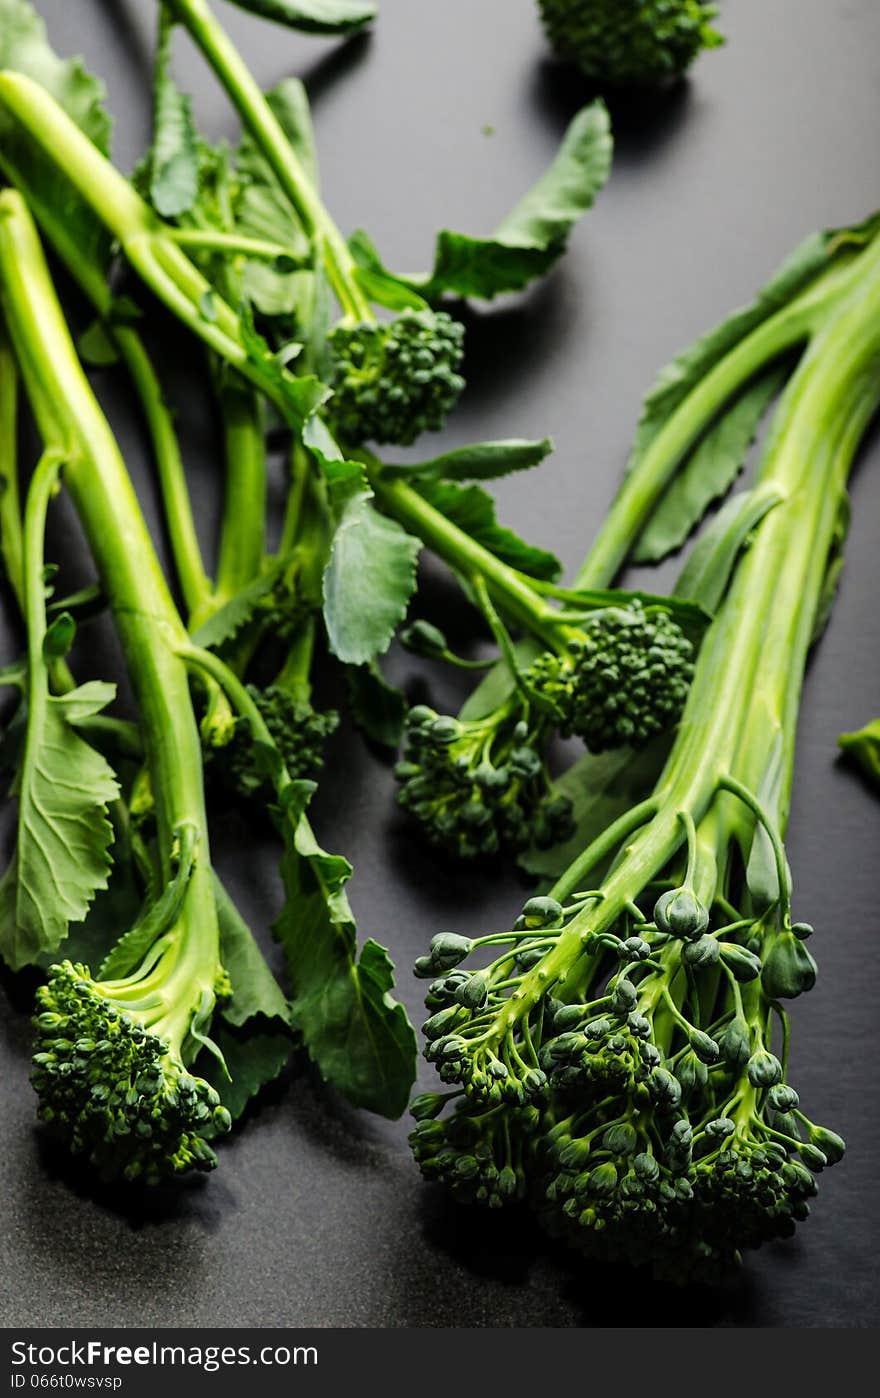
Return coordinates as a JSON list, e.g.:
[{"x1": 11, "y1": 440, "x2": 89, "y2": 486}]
[
  {"x1": 395, "y1": 702, "x2": 574, "y2": 858},
  {"x1": 529, "y1": 603, "x2": 694, "y2": 752},
  {"x1": 327, "y1": 308, "x2": 466, "y2": 445},
  {"x1": 32, "y1": 961, "x2": 231, "y2": 1184},
  {"x1": 222, "y1": 684, "x2": 338, "y2": 799},
  {"x1": 536, "y1": 0, "x2": 723, "y2": 85}
]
